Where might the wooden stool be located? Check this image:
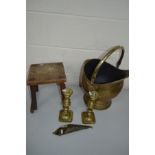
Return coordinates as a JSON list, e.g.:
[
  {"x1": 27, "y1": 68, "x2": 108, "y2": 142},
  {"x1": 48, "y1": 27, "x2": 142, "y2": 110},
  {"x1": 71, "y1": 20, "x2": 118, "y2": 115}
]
[{"x1": 27, "y1": 62, "x2": 66, "y2": 113}]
